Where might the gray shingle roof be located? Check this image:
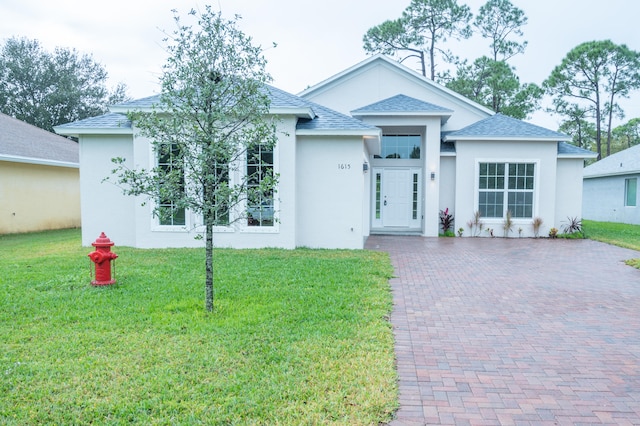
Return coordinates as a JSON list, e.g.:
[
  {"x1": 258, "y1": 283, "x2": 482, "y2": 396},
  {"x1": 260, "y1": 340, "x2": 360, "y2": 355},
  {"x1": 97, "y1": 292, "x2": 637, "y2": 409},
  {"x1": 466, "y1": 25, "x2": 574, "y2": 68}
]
[
  {"x1": 584, "y1": 144, "x2": 640, "y2": 177},
  {"x1": 57, "y1": 85, "x2": 378, "y2": 135},
  {"x1": 445, "y1": 113, "x2": 571, "y2": 141},
  {"x1": 56, "y1": 112, "x2": 131, "y2": 131},
  {"x1": 558, "y1": 141, "x2": 597, "y2": 157},
  {"x1": 296, "y1": 102, "x2": 379, "y2": 132},
  {"x1": 352, "y1": 94, "x2": 453, "y2": 115},
  {"x1": 0, "y1": 112, "x2": 78, "y2": 165}
]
